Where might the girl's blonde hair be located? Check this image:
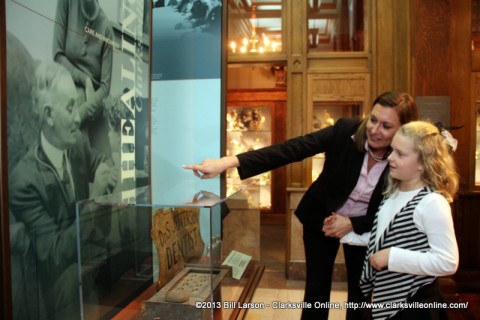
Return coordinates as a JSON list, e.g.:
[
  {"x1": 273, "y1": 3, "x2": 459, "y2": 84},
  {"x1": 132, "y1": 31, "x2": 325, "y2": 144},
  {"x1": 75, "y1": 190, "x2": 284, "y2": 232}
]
[{"x1": 384, "y1": 121, "x2": 459, "y2": 202}]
